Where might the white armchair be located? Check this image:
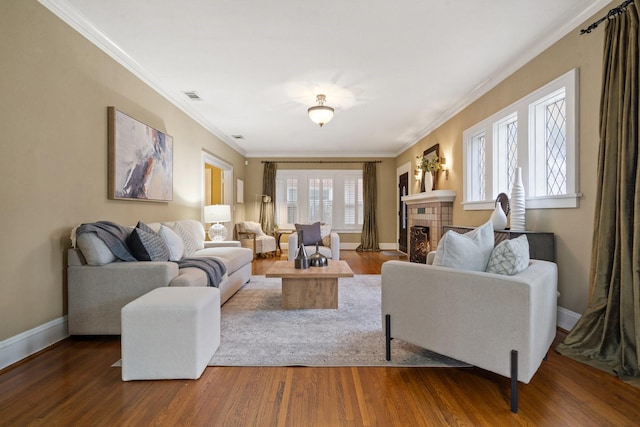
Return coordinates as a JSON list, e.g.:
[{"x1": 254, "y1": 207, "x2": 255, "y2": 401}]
[
  {"x1": 381, "y1": 257, "x2": 557, "y2": 412},
  {"x1": 235, "y1": 221, "x2": 276, "y2": 258},
  {"x1": 288, "y1": 231, "x2": 340, "y2": 261}
]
